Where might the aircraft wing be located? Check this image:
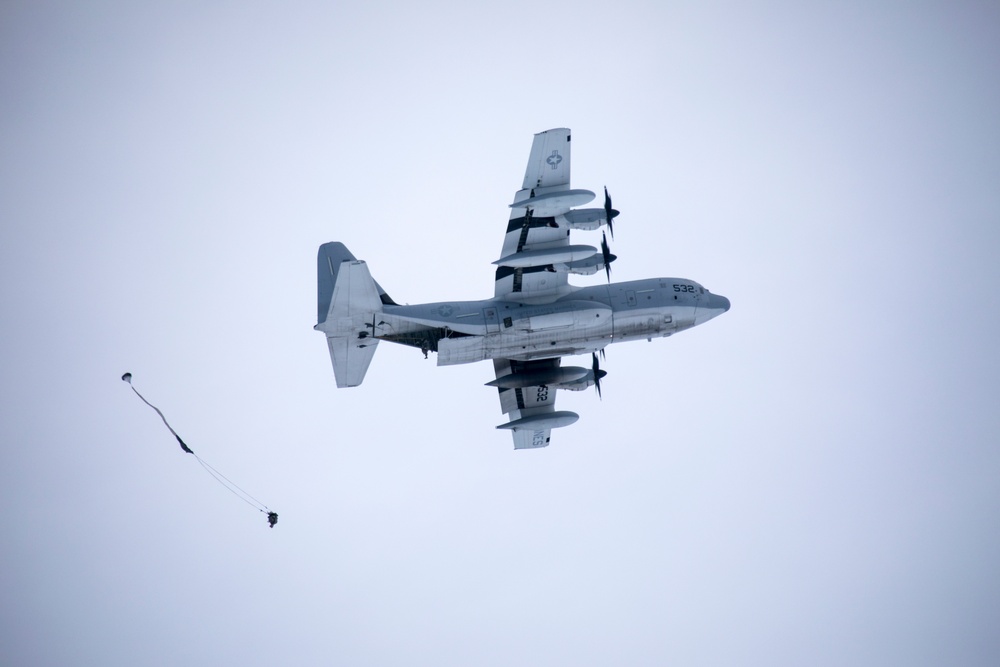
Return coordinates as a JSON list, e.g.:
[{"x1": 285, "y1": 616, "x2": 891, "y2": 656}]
[
  {"x1": 493, "y1": 358, "x2": 579, "y2": 450},
  {"x1": 494, "y1": 128, "x2": 577, "y2": 301}
]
